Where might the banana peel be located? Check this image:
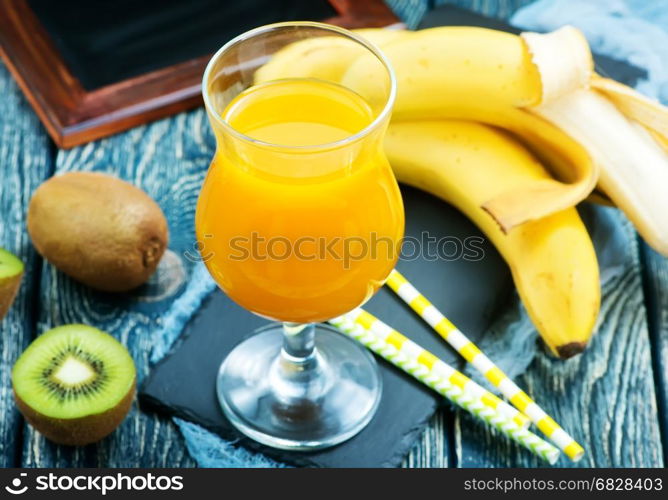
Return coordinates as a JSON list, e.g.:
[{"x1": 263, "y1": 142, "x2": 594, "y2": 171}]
[
  {"x1": 533, "y1": 88, "x2": 668, "y2": 255},
  {"x1": 591, "y1": 75, "x2": 668, "y2": 139}
]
